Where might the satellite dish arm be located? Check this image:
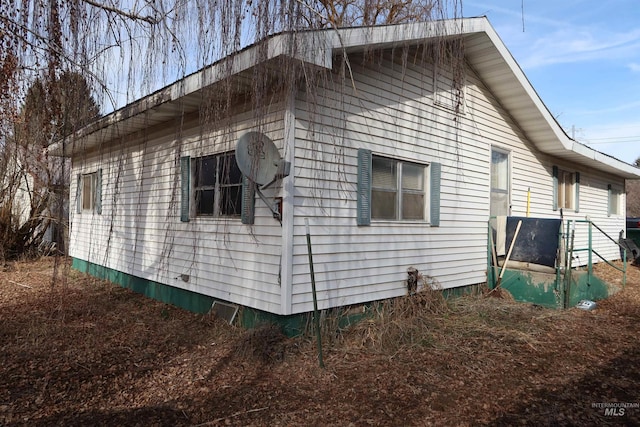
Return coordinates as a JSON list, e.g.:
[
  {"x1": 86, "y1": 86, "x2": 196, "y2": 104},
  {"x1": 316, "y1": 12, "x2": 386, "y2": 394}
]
[
  {"x1": 254, "y1": 184, "x2": 282, "y2": 225},
  {"x1": 259, "y1": 159, "x2": 291, "y2": 190}
]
